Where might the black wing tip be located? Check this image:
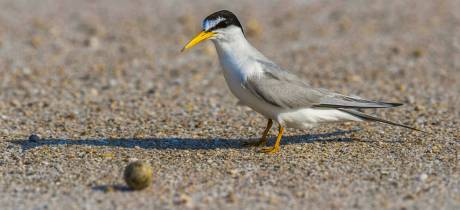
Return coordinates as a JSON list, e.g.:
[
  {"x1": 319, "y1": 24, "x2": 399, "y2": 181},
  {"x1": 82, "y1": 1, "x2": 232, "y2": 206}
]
[
  {"x1": 402, "y1": 126, "x2": 432, "y2": 135},
  {"x1": 404, "y1": 125, "x2": 427, "y2": 133},
  {"x1": 385, "y1": 102, "x2": 404, "y2": 107},
  {"x1": 410, "y1": 126, "x2": 432, "y2": 134},
  {"x1": 313, "y1": 102, "x2": 403, "y2": 109}
]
